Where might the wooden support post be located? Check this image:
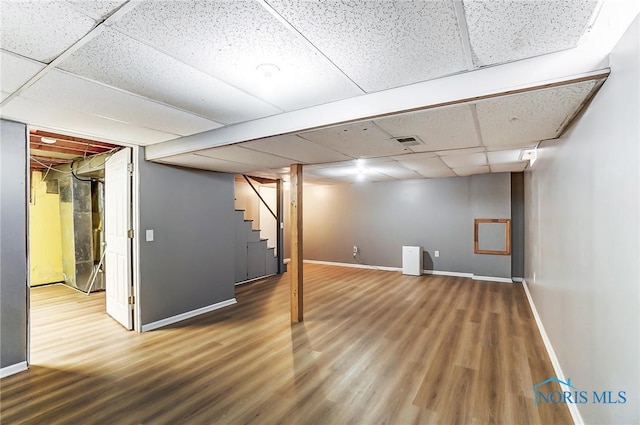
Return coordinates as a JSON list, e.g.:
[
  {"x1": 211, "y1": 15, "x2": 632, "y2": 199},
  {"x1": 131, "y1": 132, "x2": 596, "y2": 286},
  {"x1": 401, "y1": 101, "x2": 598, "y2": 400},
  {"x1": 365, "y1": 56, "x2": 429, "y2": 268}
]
[{"x1": 290, "y1": 164, "x2": 303, "y2": 322}]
